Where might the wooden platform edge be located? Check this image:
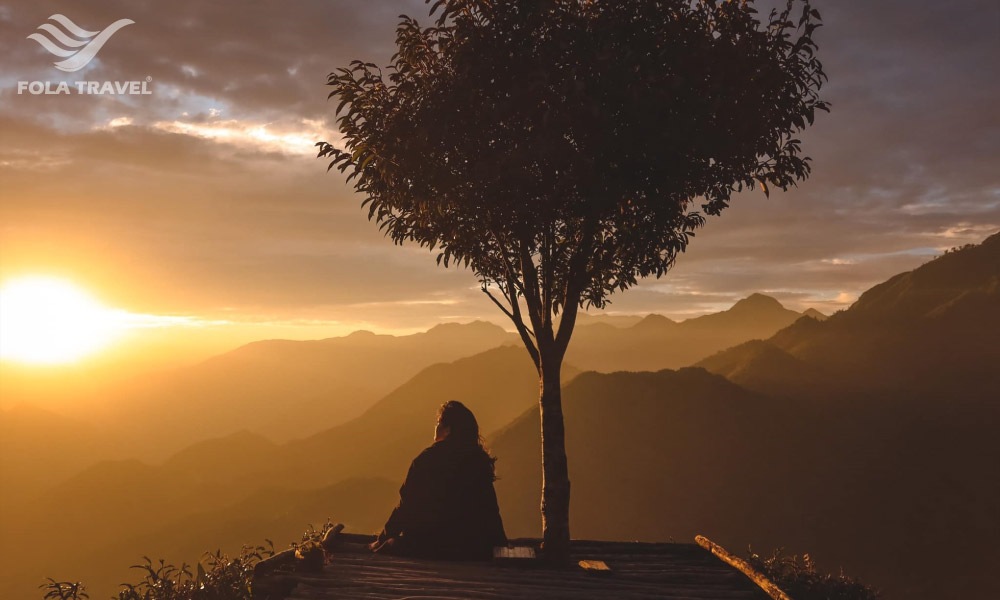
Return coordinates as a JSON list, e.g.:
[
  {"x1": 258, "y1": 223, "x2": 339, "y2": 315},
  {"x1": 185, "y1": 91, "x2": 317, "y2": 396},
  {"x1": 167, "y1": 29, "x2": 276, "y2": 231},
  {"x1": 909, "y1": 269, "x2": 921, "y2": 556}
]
[{"x1": 695, "y1": 535, "x2": 792, "y2": 600}]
